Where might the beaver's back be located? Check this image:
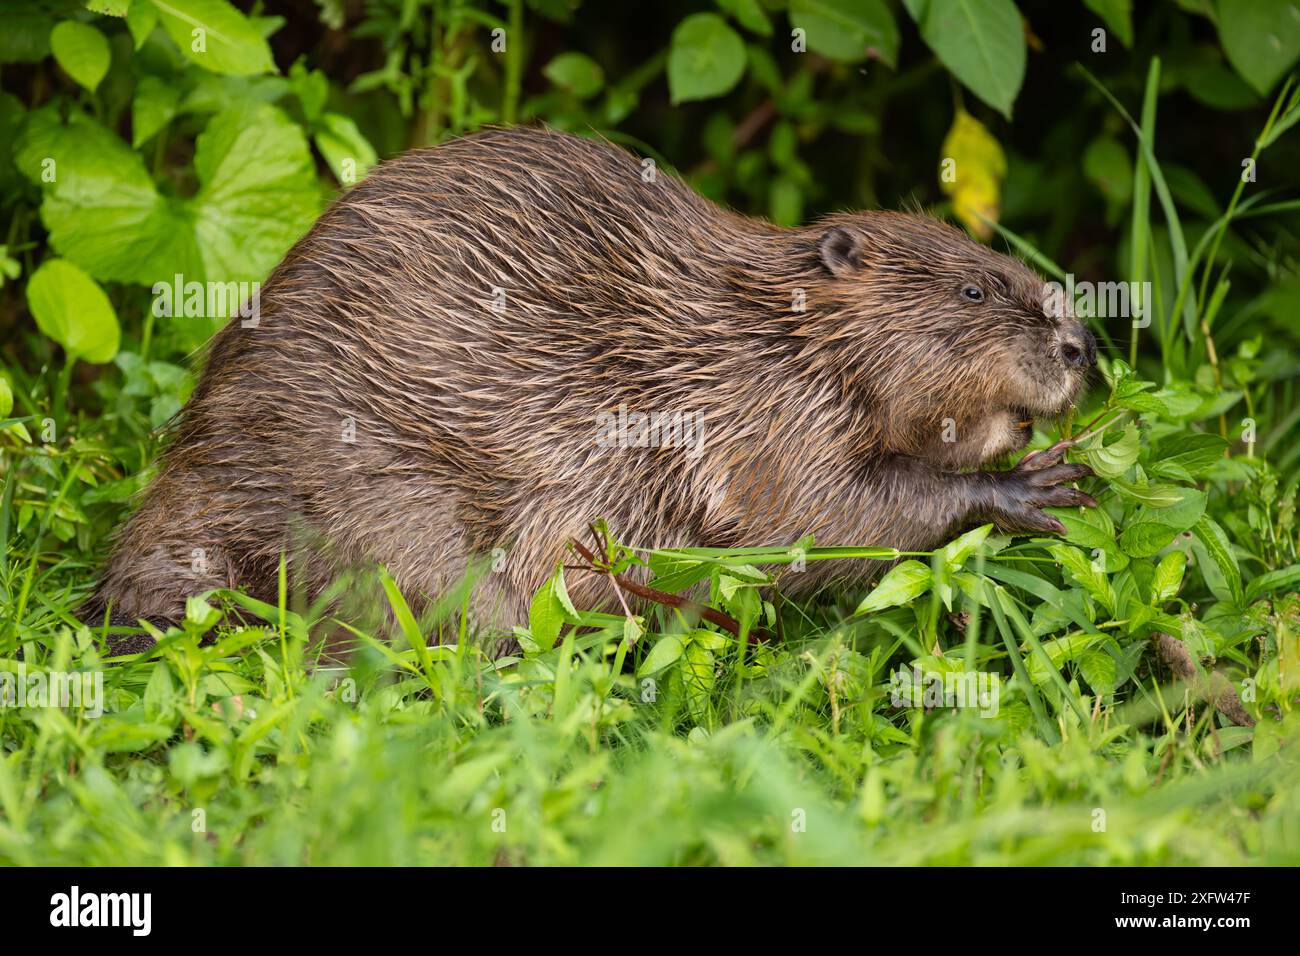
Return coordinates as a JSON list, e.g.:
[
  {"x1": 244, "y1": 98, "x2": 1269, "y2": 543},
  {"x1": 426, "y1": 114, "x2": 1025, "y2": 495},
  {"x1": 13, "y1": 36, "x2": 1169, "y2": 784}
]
[{"x1": 91, "y1": 127, "x2": 803, "y2": 642}]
